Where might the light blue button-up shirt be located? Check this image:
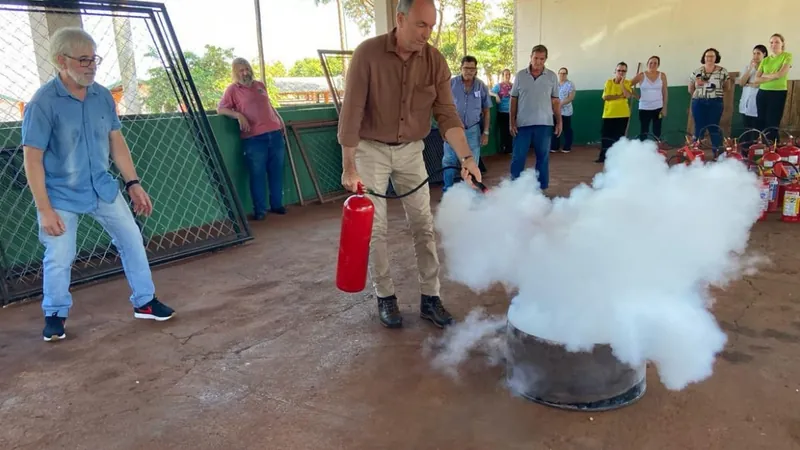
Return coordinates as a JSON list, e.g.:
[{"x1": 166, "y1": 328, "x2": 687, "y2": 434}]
[
  {"x1": 21, "y1": 75, "x2": 123, "y2": 214},
  {"x1": 450, "y1": 76, "x2": 492, "y2": 129}
]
